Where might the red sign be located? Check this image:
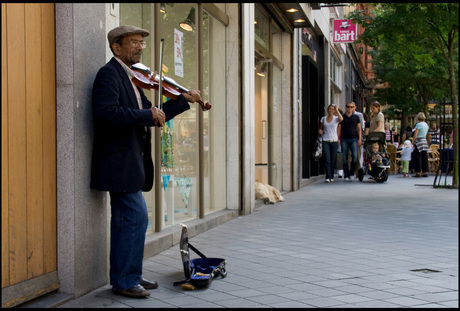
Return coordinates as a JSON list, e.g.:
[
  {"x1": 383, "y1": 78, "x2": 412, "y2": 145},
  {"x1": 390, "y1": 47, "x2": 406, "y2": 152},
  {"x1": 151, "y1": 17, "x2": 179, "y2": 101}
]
[{"x1": 333, "y1": 19, "x2": 357, "y2": 43}]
